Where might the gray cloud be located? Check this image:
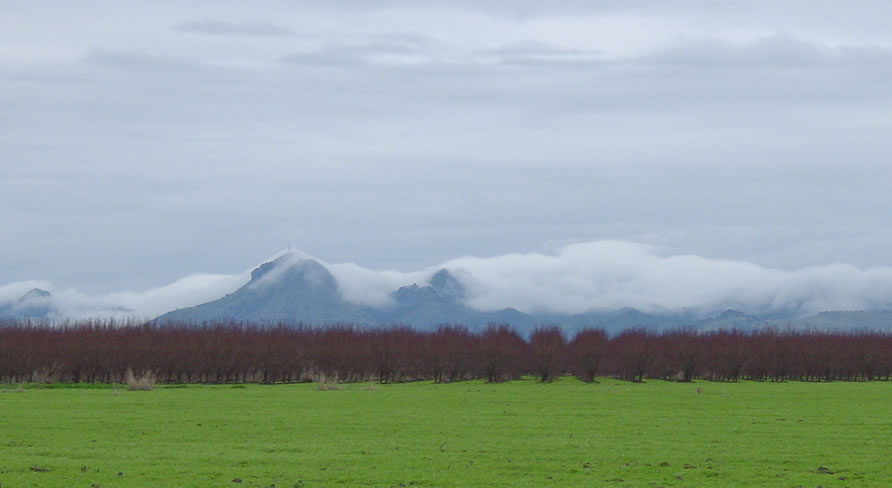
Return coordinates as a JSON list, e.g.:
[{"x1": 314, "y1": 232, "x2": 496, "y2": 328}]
[
  {"x1": 2, "y1": 1, "x2": 892, "y2": 297},
  {"x1": 80, "y1": 50, "x2": 214, "y2": 75},
  {"x1": 281, "y1": 34, "x2": 441, "y2": 66},
  {"x1": 476, "y1": 41, "x2": 601, "y2": 65},
  {"x1": 177, "y1": 20, "x2": 296, "y2": 37},
  {"x1": 410, "y1": 0, "x2": 892, "y2": 42}
]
